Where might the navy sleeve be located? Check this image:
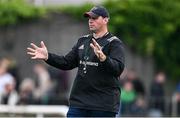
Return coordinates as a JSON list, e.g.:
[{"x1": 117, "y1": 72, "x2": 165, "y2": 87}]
[
  {"x1": 101, "y1": 40, "x2": 125, "y2": 77},
  {"x1": 45, "y1": 43, "x2": 79, "y2": 70}
]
